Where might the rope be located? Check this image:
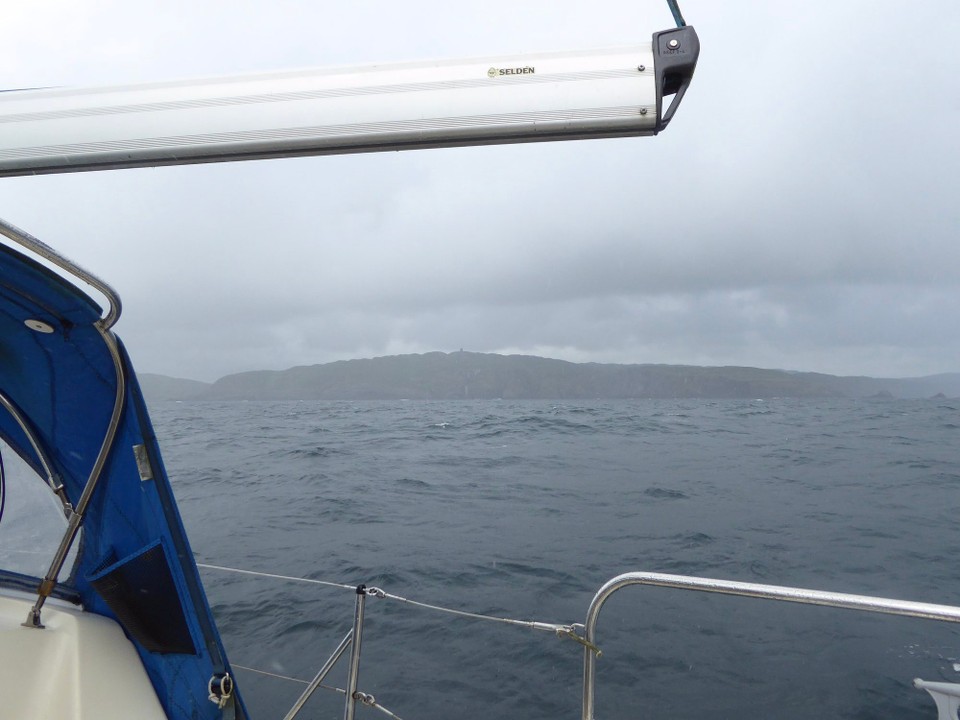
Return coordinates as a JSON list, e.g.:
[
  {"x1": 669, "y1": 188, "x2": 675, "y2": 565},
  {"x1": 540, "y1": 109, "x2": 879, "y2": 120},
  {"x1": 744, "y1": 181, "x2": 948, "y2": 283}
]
[{"x1": 666, "y1": 0, "x2": 686, "y2": 27}]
